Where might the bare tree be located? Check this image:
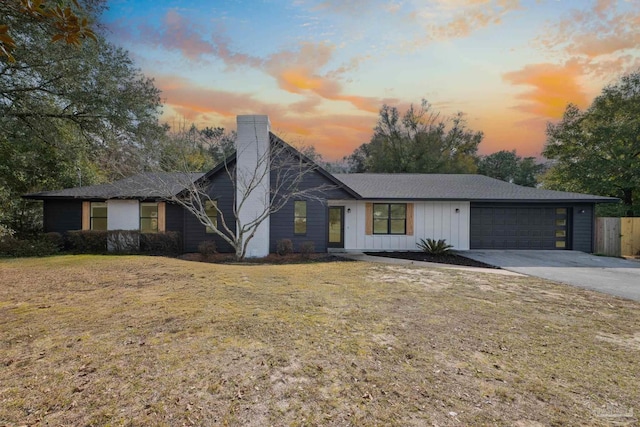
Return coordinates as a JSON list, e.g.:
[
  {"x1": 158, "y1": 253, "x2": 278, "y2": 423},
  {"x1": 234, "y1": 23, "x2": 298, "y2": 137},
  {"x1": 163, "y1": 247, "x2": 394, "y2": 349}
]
[{"x1": 152, "y1": 136, "x2": 335, "y2": 261}]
